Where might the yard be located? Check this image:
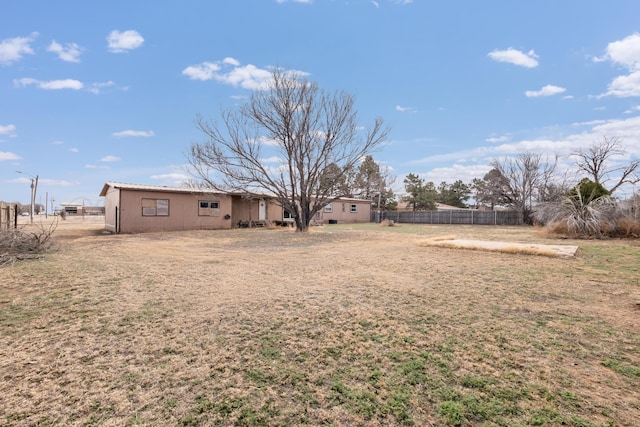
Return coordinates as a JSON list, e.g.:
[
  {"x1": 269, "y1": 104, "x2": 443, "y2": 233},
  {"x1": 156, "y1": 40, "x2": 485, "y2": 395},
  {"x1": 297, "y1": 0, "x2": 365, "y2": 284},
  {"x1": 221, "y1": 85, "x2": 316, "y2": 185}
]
[{"x1": 1, "y1": 217, "x2": 639, "y2": 426}]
